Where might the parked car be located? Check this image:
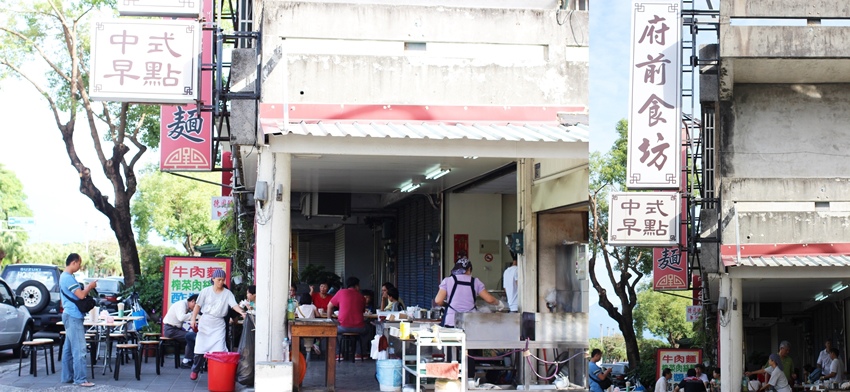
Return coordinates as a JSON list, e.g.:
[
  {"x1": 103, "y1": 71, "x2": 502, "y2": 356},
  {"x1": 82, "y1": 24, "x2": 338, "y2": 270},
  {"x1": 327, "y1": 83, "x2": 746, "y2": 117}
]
[
  {"x1": 600, "y1": 362, "x2": 630, "y2": 389},
  {"x1": 85, "y1": 277, "x2": 125, "y2": 313},
  {"x1": 0, "y1": 264, "x2": 63, "y2": 332},
  {"x1": 0, "y1": 277, "x2": 34, "y2": 356}
]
